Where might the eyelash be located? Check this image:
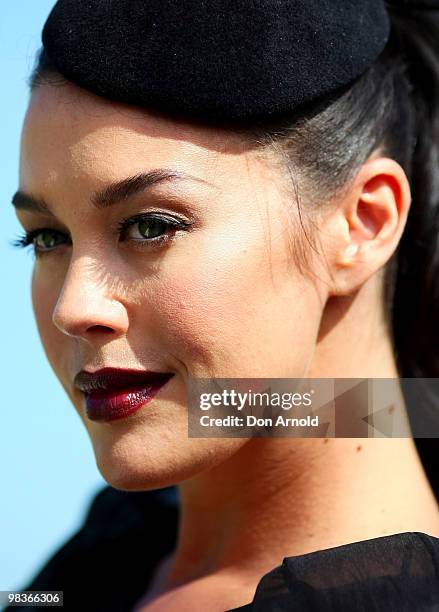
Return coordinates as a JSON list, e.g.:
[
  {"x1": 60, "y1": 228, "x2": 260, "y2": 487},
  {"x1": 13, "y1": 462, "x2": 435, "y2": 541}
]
[{"x1": 11, "y1": 213, "x2": 191, "y2": 258}]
